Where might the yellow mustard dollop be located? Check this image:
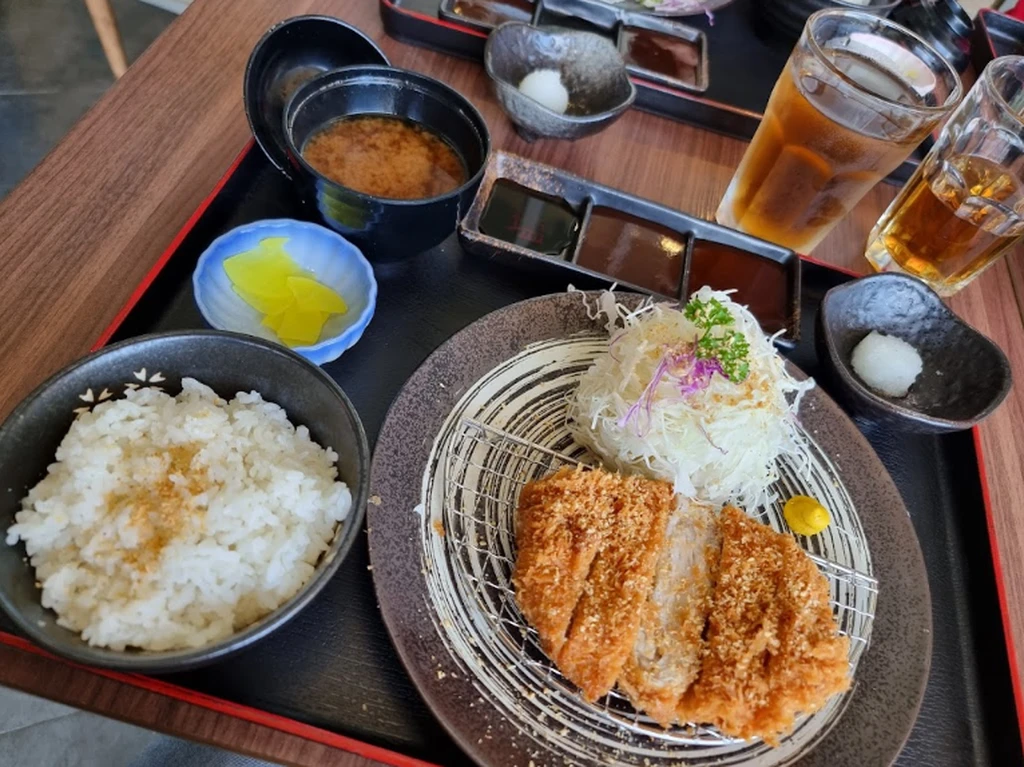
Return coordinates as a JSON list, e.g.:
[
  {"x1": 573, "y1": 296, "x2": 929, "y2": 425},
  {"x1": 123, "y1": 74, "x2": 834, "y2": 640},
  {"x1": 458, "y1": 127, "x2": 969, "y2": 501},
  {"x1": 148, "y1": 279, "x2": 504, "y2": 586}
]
[{"x1": 783, "y1": 495, "x2": 831, "y2": 536}]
